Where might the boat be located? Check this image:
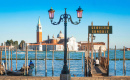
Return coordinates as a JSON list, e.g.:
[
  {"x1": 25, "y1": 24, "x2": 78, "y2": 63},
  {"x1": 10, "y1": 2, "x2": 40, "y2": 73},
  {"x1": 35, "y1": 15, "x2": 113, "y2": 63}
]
[
  {"x1": 6, "y1": 70, "x2": 24, "y2": 76},
  {"x1": 6, "y1": 64, "x2": 34, "y2": 76},
  {"x1": 120, "y1": 47, "x2": 130, "y2": 51}
]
